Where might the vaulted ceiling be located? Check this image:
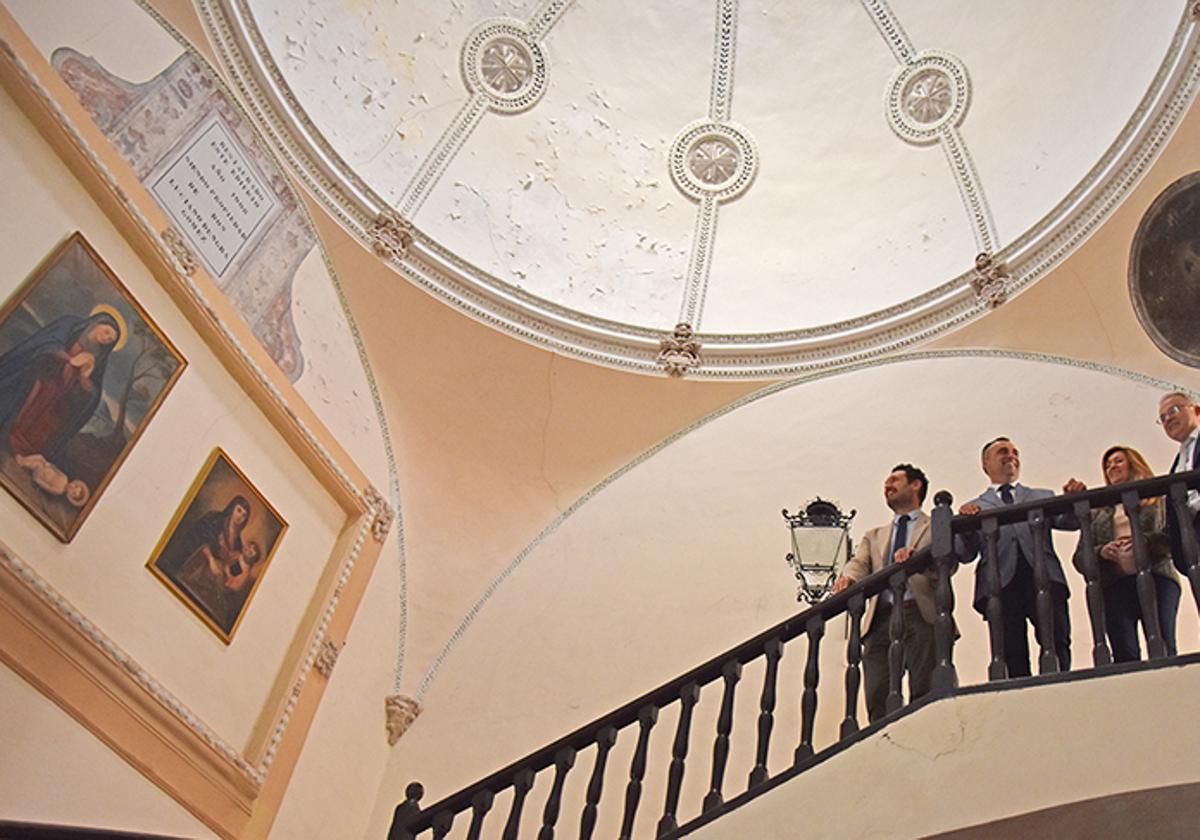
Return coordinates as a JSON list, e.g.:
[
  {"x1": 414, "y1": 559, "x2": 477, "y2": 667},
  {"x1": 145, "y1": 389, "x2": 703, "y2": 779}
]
[{"x1": 199, "y1": 0, "x2": 1196, "y2": 375}]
